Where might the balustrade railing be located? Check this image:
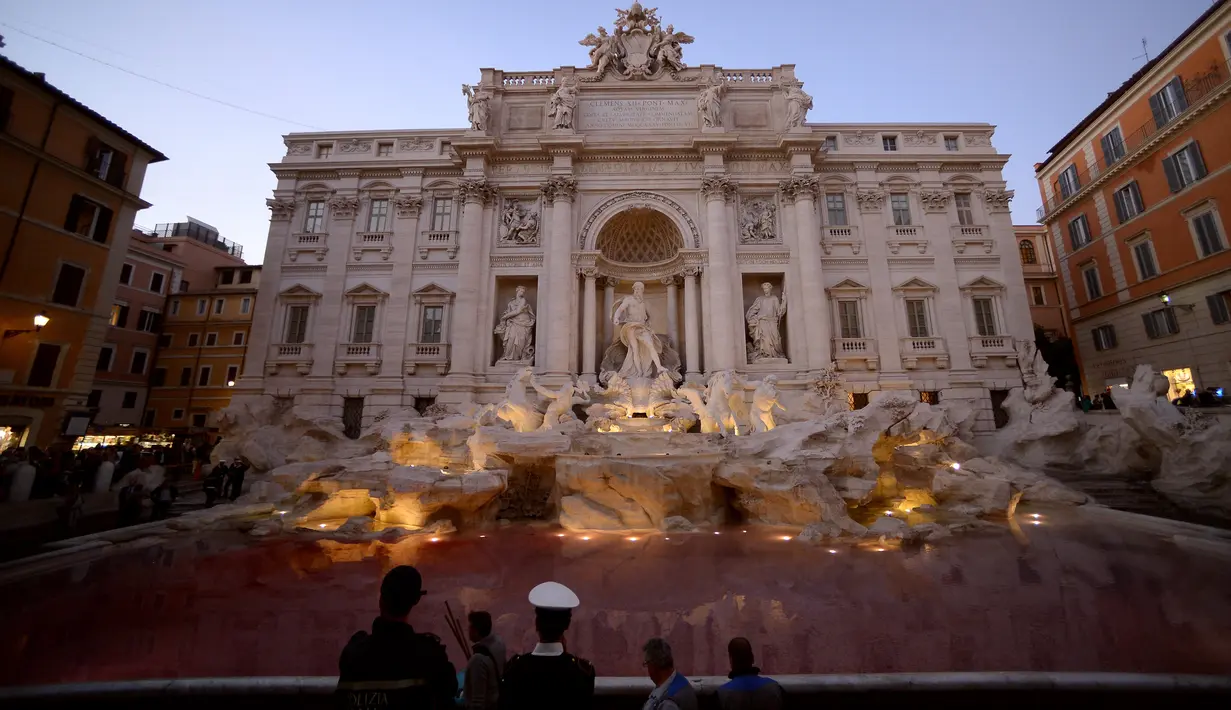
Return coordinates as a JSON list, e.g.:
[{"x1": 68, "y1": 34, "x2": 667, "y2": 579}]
[
  {"x1": 294, "y1": 233, "x2": 325, "y2": 245},
  {"x1": 969, "y1": 335, "x2": 1011, "y2": 352},
  {"x1": 270, "y1": 343, "x2": 313, "y2": 359},
  {"x1": 824, "y1": 226, "x2": 856, "y2": 239},
  {"x1": 337, "y1": 343, "x2": 381, "y2": 359},
  {"x1": 502, "y1": 74, "x2": 555, "y2": 87},
  {"x1": 422, "y1": 230, "x2": 456, "y2": 245},
  {"x1": 889, "y1": 225, "x2": 921, "y2": 238},
  {"x1": 901, "y1": 337, "x2": 943, "y2": 352},
  {"x1": 356, "y1": 232, "x2": 388, "y2": 244},
  {"x1": 833, "y1": 338, "x2": 875, "y2": 354}
]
